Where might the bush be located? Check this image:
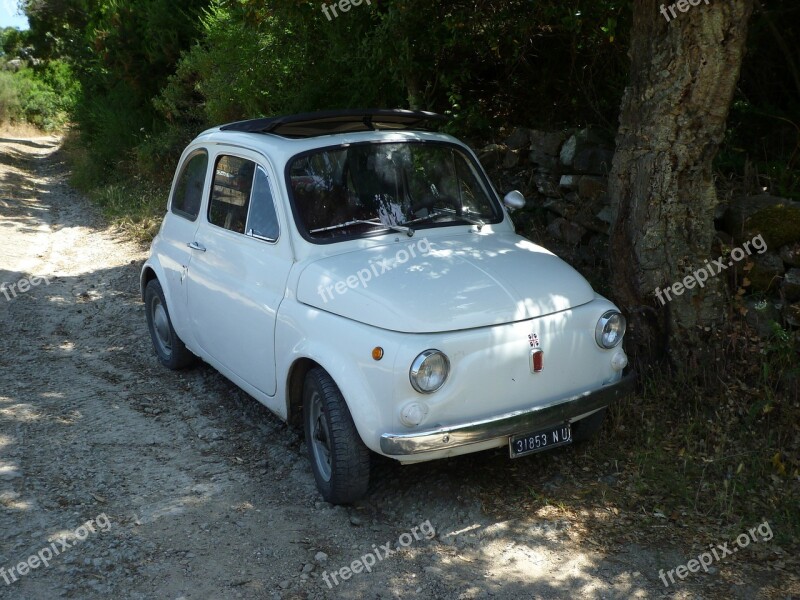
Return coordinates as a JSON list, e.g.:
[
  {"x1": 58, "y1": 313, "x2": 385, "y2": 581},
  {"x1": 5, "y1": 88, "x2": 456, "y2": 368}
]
[
  {"x1": 154, "y1": 0, "x2": 630, "y2": 141},
  {"x1": 38, "y1": 60, "x2": 80, "y2": 113},
  {"x1": 72, "y1": 82, "x2": 147, "y2": 180},
  {"x1": 15, "y1": 70, "x2": 63, "y2": 129},
  {"x1": 0, "y1": 71, "x2": 21, "y2": 123},
  {"x1": 0, "y1": 61, "x2": 78, "y2": 130},
  {"x1": 134, "y1": 123, "x2": 198, "y2": 181},
  {"x1": 154, "y1": 2, "x2": 311, "y2": 127}
]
